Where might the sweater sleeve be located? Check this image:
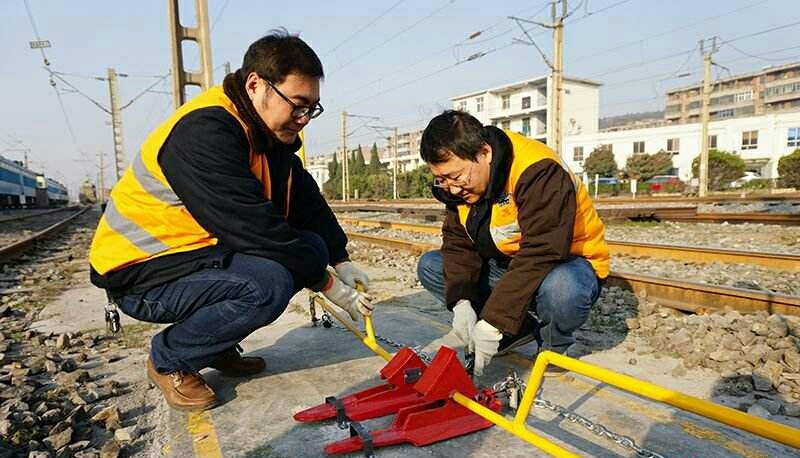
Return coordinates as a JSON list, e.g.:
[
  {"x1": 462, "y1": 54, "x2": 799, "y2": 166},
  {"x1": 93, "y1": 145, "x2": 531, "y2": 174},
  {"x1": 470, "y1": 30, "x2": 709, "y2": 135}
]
[
  {"x1": 441, "y1": 207, "x2": 484, "y2": 309},
  {"x1": 286, "y1": 156, "x2": 350, "y2": 265},
  {"x1": 158, "y1": 107, "x2": 327, "y2": 286},
  {"x1": 480, "y1": 160, "x2": 576, "y2": 335}
]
